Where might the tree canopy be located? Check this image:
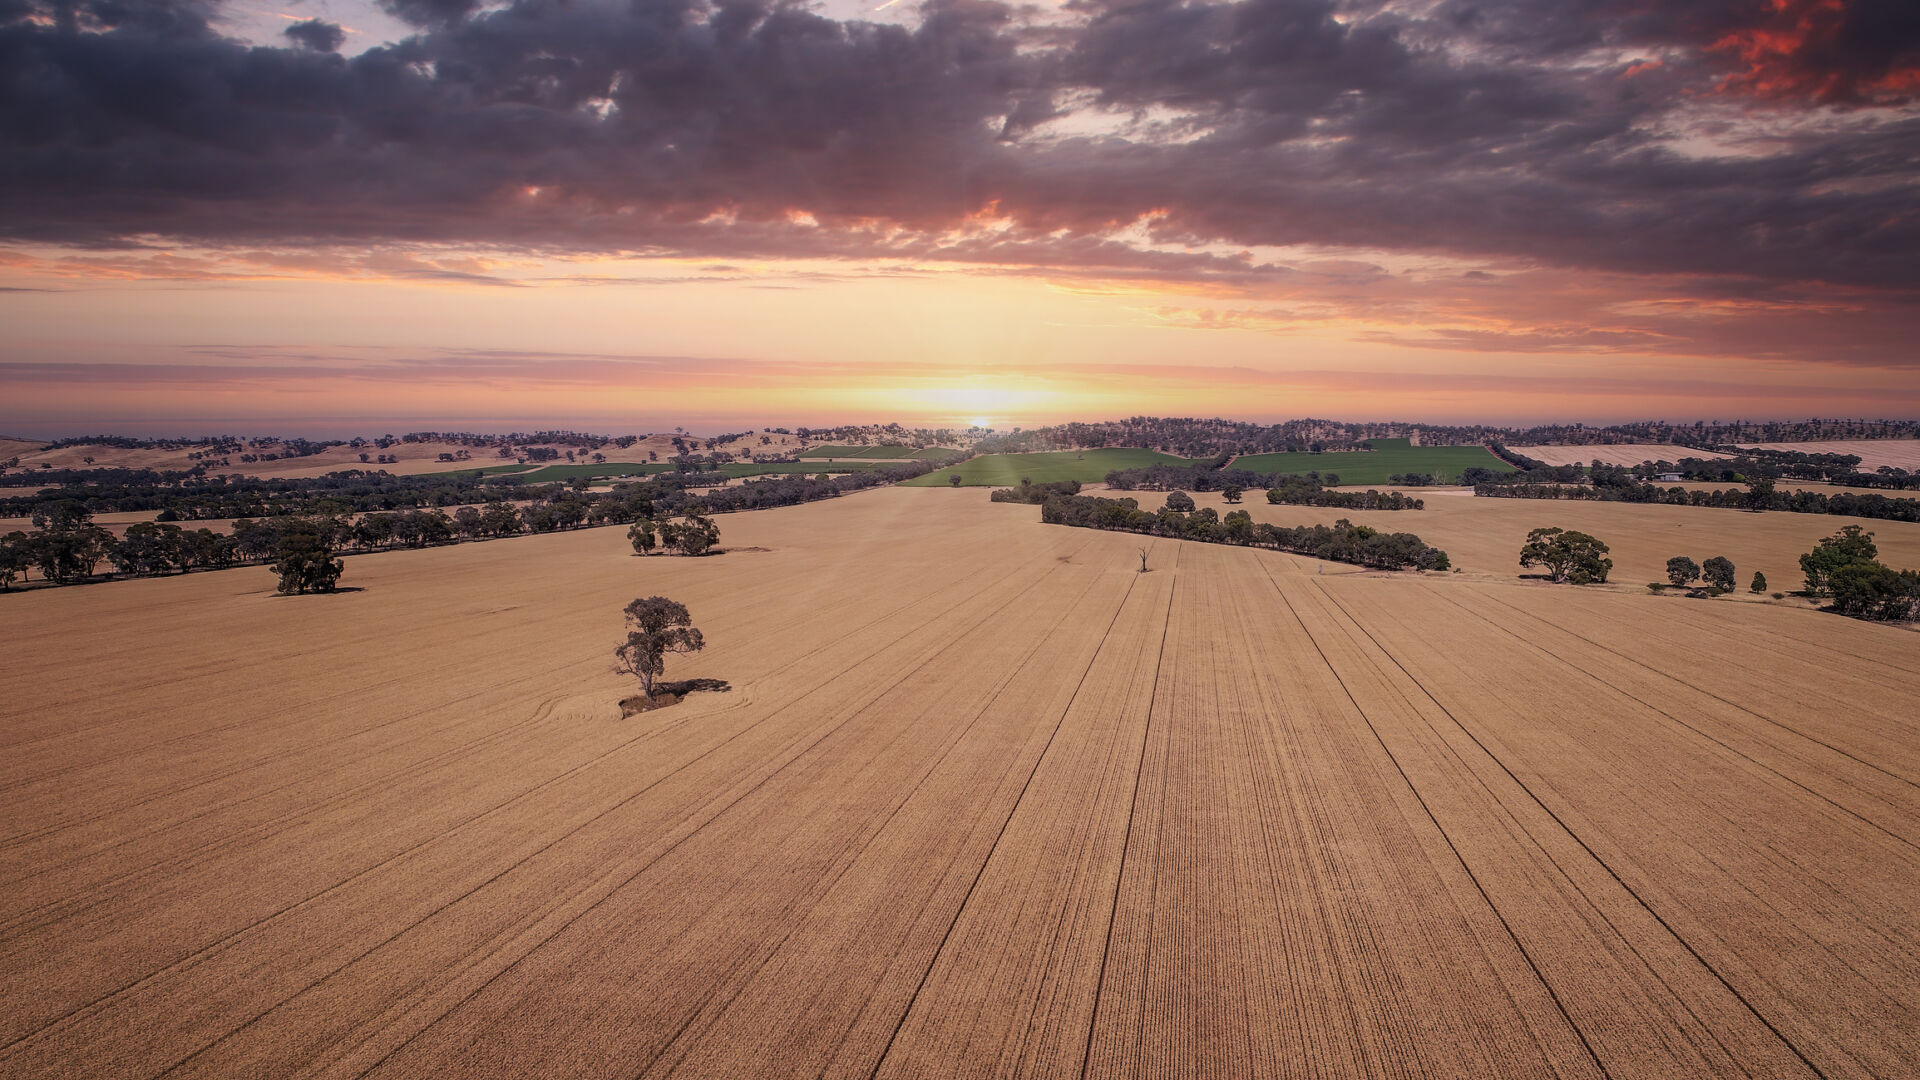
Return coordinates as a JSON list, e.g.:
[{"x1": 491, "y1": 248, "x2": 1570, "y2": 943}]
[
  {"x1": 1519, "y1": 527, "x2": 1612, "y2": 585},
  {"x1": 614, "y1": 596, "x2": 706, "y2": 697},
  {"x1": 1800, "y1": 525, "x2": 1877, "y2": 596},
  {"x1": 1666, "y1": 556, "x2": 1701, "y2": 588},
  {"x1": 272, "y1": 519, "x2": 345, "y2": 595}
]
